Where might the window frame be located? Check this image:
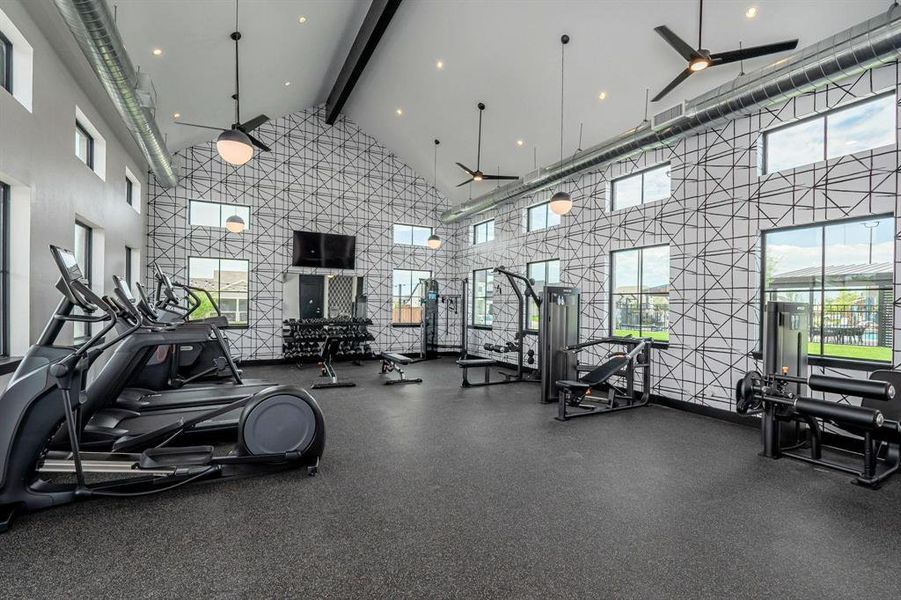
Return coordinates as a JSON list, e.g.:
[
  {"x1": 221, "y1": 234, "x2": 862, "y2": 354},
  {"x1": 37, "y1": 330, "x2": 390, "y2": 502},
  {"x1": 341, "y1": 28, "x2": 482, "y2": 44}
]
[
  {"x1": 187, "y1": 256, "x2": 251, "y2": 328},
  {"x1": 472, "y1": 219, "x2": 495, "y2": 245},
  {"x1": 73, "y1": 221, "x2": 93, "y2": 343},
  {"x1": 392, "y1": 223, "x2": 434, "y2": 247},
  {"x1": 610, "y1": 162, "x2": 671, "y2": 211},
  {"x1": 472, "y1": 268, "x2": 494, "y2": 328},
  {"x1": 0, "y1": 30, "x2": 11, "y2": 94},
  {"x1": 391, "y1": 268, "x2": 432, "y2": 326},
  {"x1": 762, "y1": 91, "x2": 896, "y2": 175},
  {"x1": 125, "y1": 177, "x2": 134, "y2": 207},
  {"x1": 525, "y1": 259, "x2": 561, "y2": 331},
  {"x1": 759, "y1": 214, "x2": 894, "y2": 367},
  {"x1": 526, "y1": 201, "x2": 561, "y2": 233},
  {"x1": 125, "y1": 246, "x2": 133, "y2": 288},
  {"x1": 0, "y1": 182, "x2": 8, "y2": 356},
  {"x1": 608, "y1": 245, "x2": 671, "y2": 342},
  {"x1": 75, "y1": 121, "x2": 94, "y2": 170},
  {"x1": 188, "y1": 200, "x2": 251, "y2": 231}
]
